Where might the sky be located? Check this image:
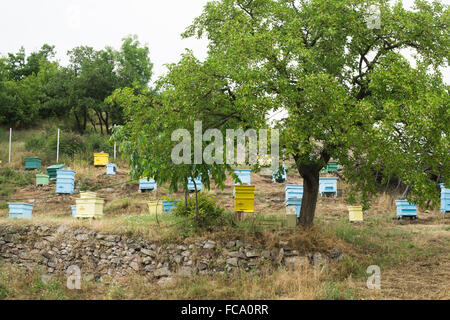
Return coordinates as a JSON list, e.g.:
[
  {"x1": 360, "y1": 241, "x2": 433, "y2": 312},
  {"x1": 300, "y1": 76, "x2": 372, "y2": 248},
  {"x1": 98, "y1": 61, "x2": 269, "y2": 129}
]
[{"x1": 0, "y1": 0, "x2": 447, "y2": 115}]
